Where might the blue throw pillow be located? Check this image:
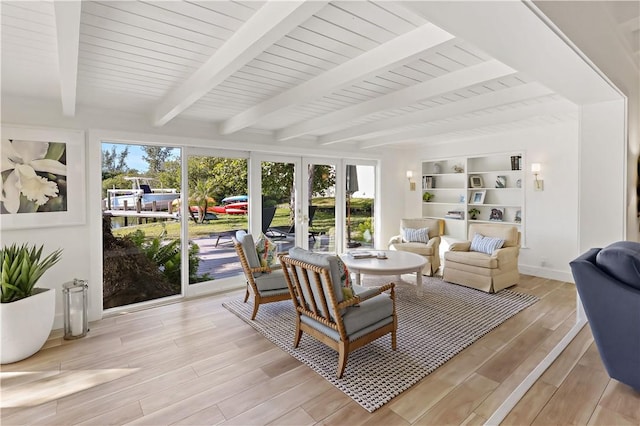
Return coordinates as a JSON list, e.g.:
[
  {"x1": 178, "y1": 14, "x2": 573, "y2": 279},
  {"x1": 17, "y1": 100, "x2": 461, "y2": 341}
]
[
  {"x1": 402, "y1": 227, "x2": 430, "y2": 243},
  {"x1": 470, "y1": 233, "x2": 505, "y2": 255}
]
